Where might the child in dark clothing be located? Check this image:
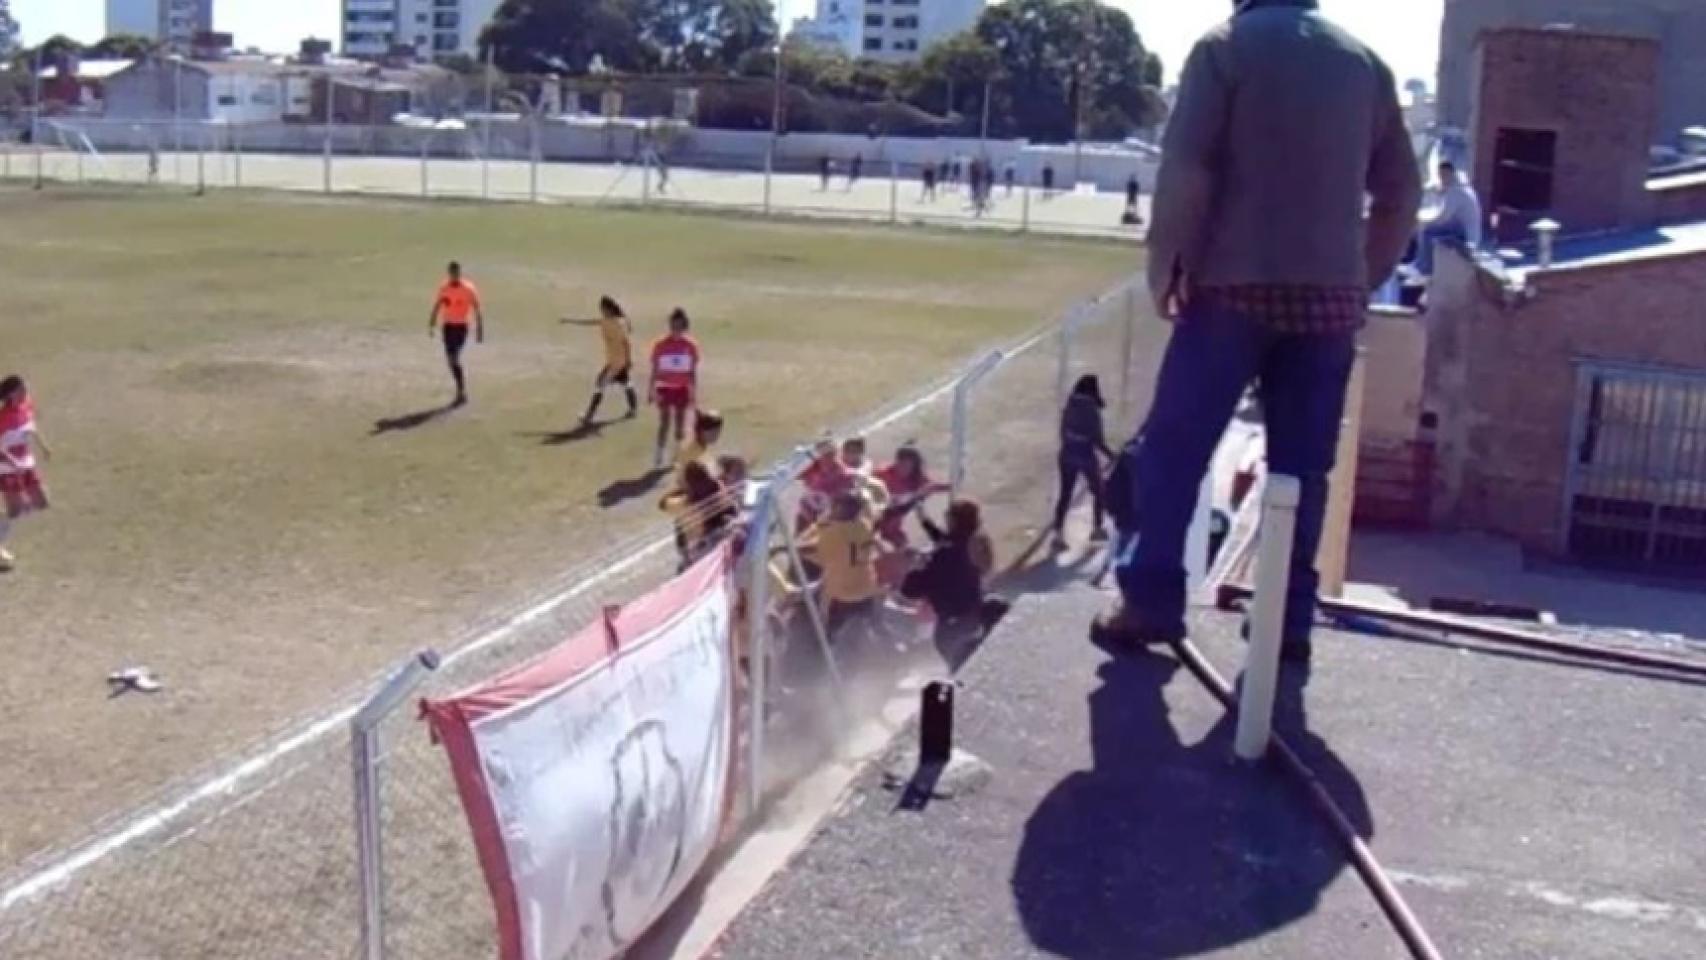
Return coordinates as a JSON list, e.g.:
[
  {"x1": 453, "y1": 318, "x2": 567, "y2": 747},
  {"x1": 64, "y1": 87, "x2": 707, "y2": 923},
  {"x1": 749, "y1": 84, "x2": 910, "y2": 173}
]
[
  {"x1": 904, "y1": 499, "x2": 1000, "y2": 651},
  {"x1": 1053, "y1": 374, "x2": 1117, "y2": 549}
]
